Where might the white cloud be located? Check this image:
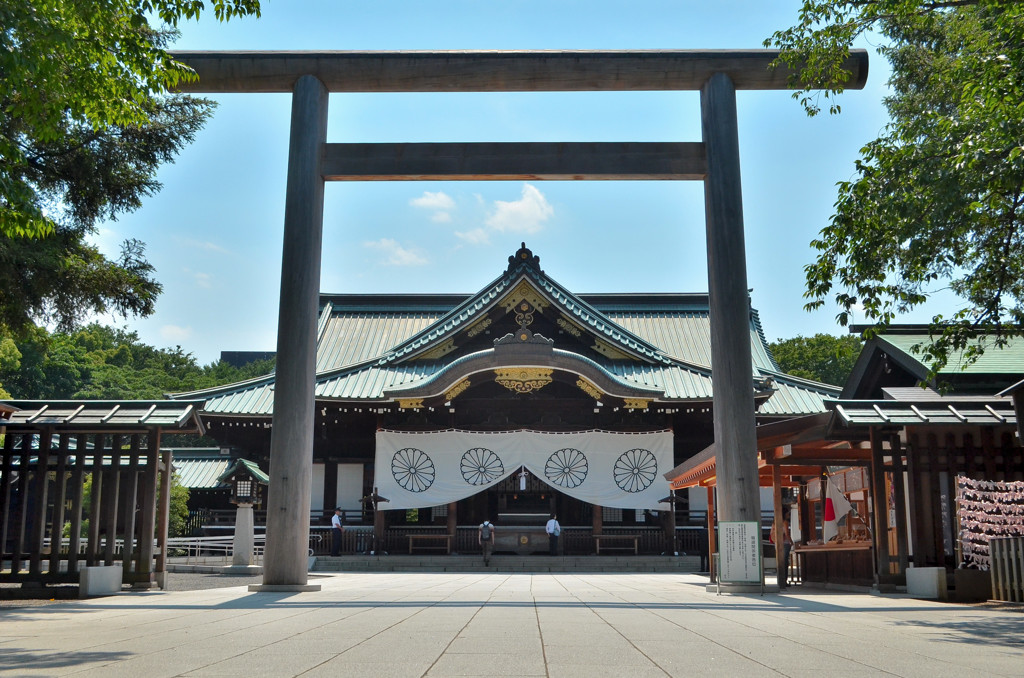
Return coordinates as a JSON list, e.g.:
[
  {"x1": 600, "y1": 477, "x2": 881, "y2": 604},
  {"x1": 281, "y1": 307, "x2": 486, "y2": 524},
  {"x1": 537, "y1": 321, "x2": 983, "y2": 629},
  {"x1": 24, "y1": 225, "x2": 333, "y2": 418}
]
[
  {"x1": 411, "y1": 190, "x2": 456, "y2": 224},
  {"x1": 160, "y1": 325, "x2": 193, "y2": 342},
  {"x1": 485, "y1": 184, "x2": 553, "y2": 234},
  {"x1": 177, "y1": 237, "x2": 231, "y2": 255},
  {"x1": 410, "y1": 191, "x2": 455, "y2": 211},
  {"x1": 364, "y1": 238, "x2": 428, "y2": 266},
  {"x1": 455, "y1": 228, "x2": 490, "y2": 245},
  {"x1": 184, "y1": 268, "x2": 213, "y2": 289}
]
